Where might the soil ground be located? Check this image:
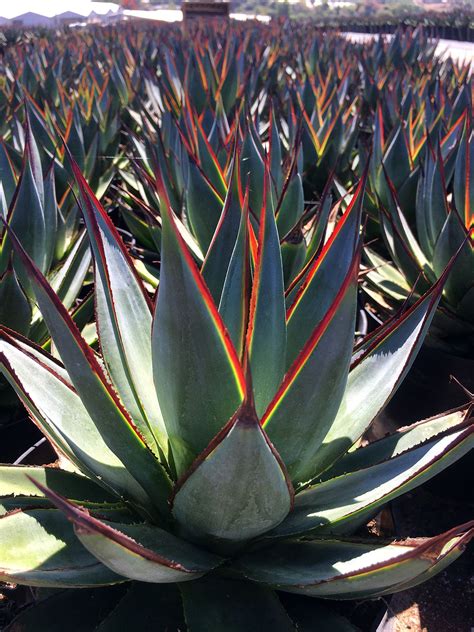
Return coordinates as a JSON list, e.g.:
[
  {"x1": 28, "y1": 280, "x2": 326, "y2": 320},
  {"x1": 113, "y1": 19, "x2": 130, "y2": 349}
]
[{"x1": 385, "y1": 488, "x2": 473, "y2": 632}]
